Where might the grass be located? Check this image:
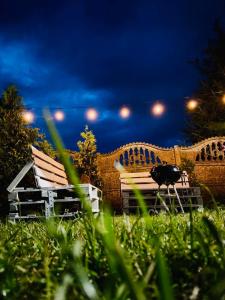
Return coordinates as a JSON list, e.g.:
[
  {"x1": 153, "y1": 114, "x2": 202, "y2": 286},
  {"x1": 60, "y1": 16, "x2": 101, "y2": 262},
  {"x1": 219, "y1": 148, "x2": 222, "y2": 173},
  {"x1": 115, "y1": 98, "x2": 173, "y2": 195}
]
[{"x1": 0, "y1": 211, "x2": 225, "y2": 299}]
